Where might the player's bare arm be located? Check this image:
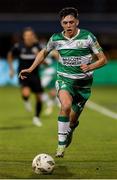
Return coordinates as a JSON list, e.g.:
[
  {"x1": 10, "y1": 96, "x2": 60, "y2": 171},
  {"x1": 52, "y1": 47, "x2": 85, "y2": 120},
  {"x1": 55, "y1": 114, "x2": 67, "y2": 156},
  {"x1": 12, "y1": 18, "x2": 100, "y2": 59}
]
[
  {"x1": 80, "y1": 51, "x2": 107, "y2": 72},
  {"x1": 7, "y1": 51, "x2": 15, "y2": 77},
  {"x1": 50, "y1": 50, "x2": 59, "y2": 60},
  {"x1": 19, "y1": 48, "x2": 49, "y2": 79}
]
